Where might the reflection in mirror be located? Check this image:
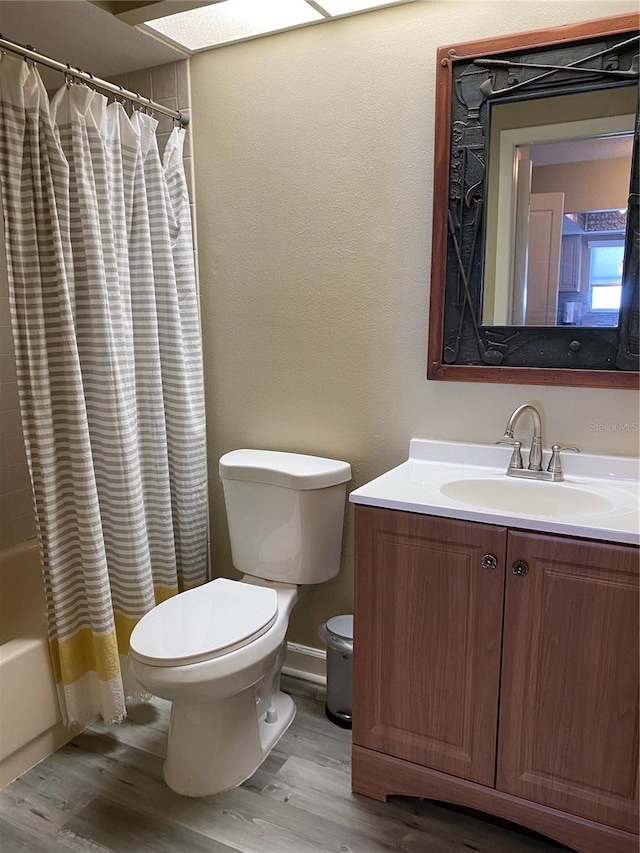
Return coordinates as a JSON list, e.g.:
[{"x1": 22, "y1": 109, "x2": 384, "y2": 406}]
[
  {"x1": 482, "y1": 88, "x2": 635, "y2": 328},
  {"x1": 426, "y1": 16, "x2": 640, "y2": 387}
]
